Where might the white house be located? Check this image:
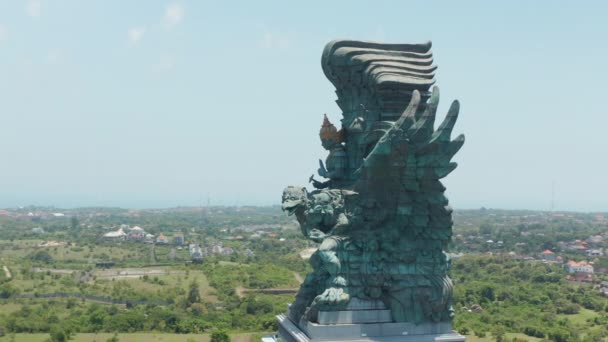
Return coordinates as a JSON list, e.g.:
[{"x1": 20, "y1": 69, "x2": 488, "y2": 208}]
[
  {"x1": 565, "y1": 260, "x2": 594, "y2": 274},
  {"x1": 103, "y1": 228, "x2": 127, "y2": 240}
]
